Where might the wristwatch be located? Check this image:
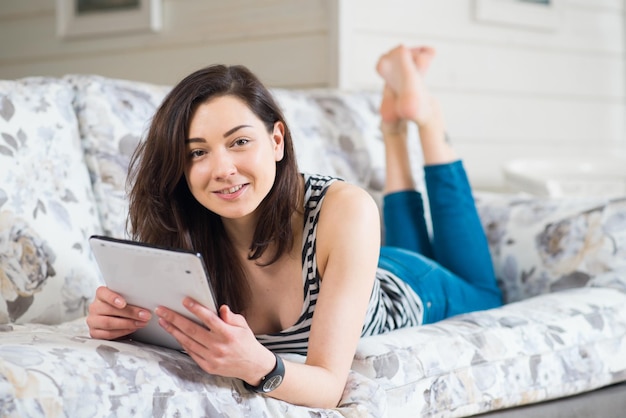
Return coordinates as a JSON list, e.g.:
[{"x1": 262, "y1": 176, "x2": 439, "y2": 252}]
[{"x1": 244, "y1": 353, "x2": 285, "y2": 393}]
